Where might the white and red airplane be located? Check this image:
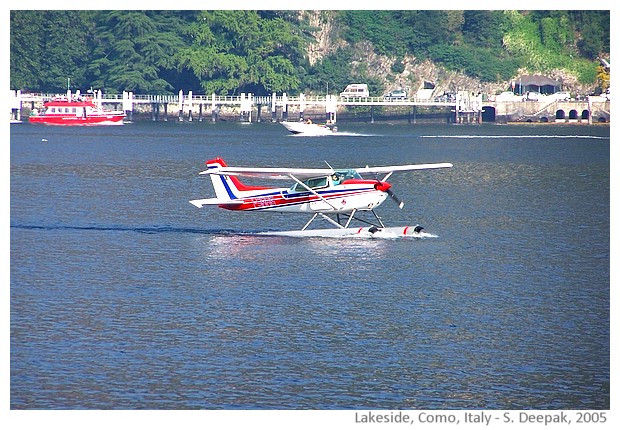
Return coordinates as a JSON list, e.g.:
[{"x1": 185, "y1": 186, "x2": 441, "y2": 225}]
[{"x1": 189, "y1": 157, "x2": 452, "y2": 237}]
